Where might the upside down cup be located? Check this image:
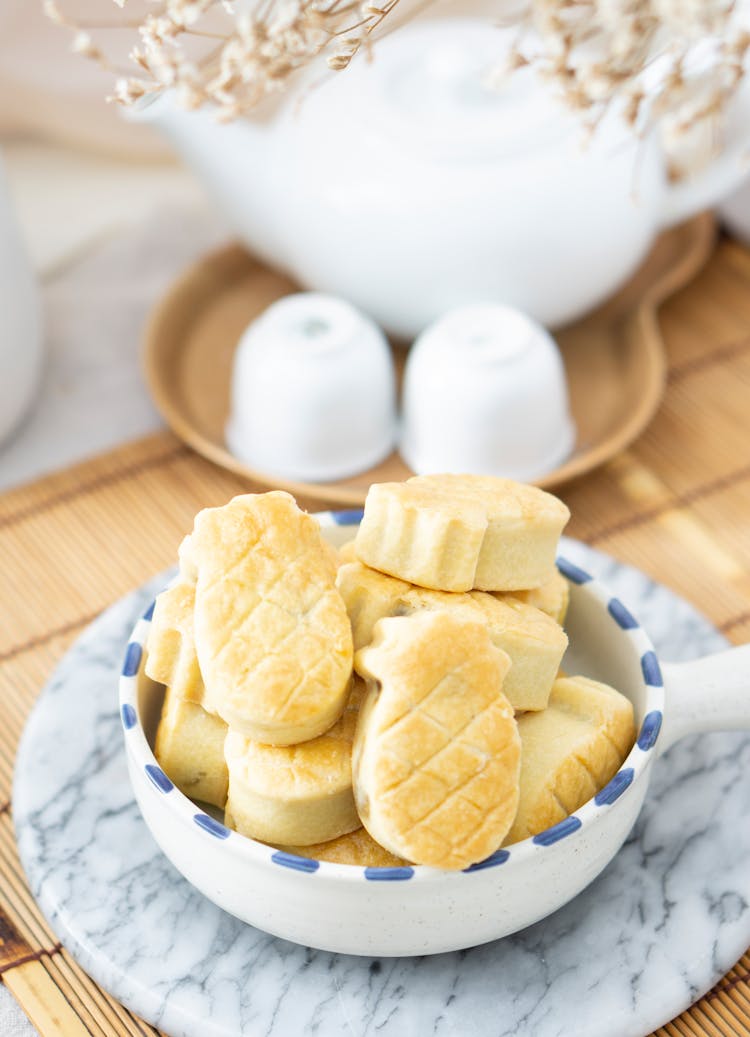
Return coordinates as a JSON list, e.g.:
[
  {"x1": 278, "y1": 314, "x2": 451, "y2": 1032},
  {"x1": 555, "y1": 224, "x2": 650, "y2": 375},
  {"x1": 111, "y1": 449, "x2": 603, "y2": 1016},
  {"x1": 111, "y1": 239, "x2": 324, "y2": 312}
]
[
  {"x1": 401, "y1": 303, "x2": 575, "y2": 481},
  {"x1": 226, "y1": 293, "x2": 397, "y2": 482}
]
